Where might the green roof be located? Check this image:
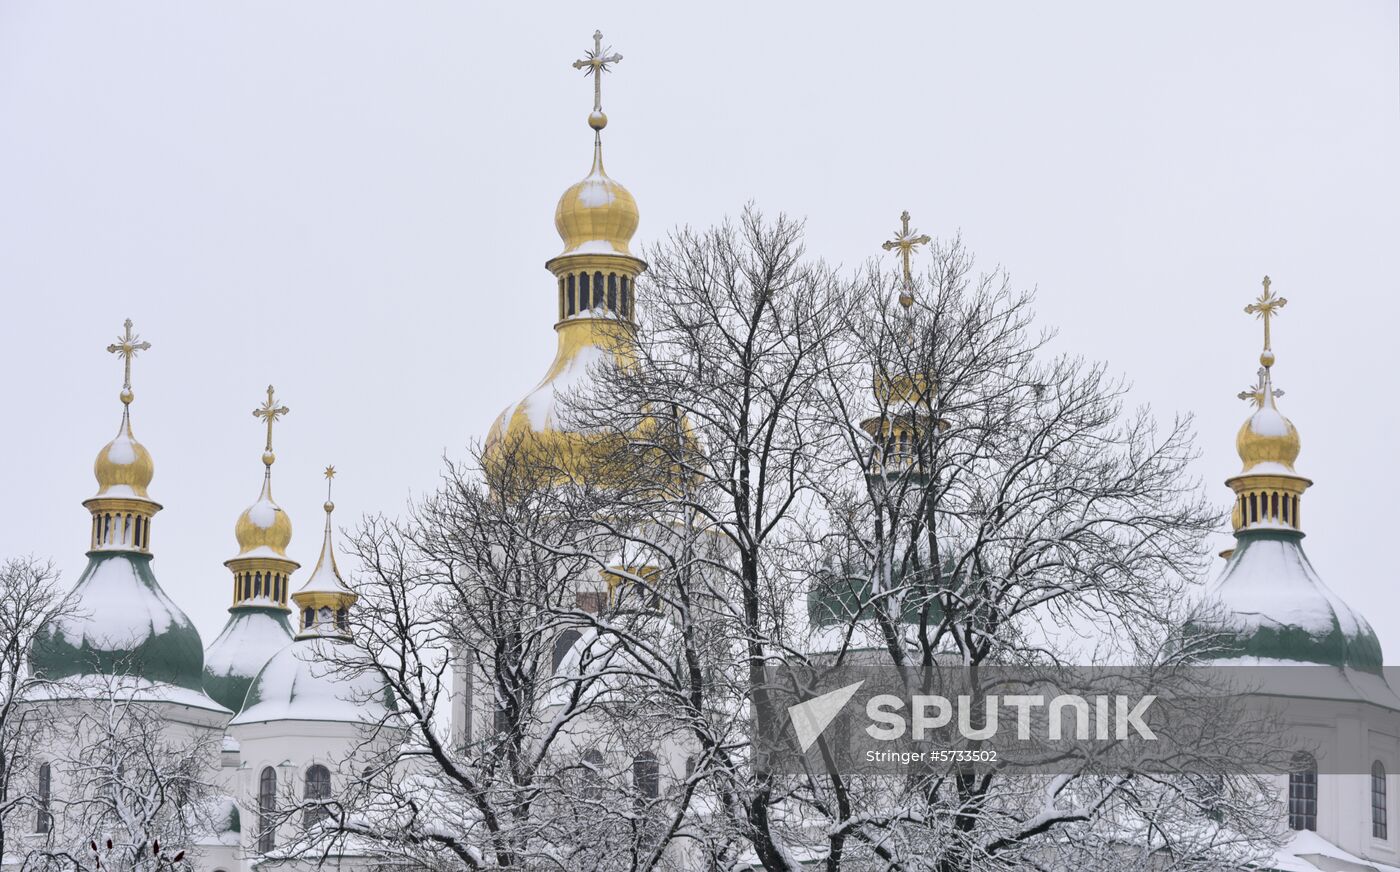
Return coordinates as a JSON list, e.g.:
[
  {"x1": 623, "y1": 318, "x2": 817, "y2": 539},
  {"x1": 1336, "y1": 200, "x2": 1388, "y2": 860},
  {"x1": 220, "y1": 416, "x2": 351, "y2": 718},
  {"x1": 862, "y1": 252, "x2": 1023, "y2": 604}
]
[{"x1": 31, "y1": 551, "x2": 208, "y2": 691}]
